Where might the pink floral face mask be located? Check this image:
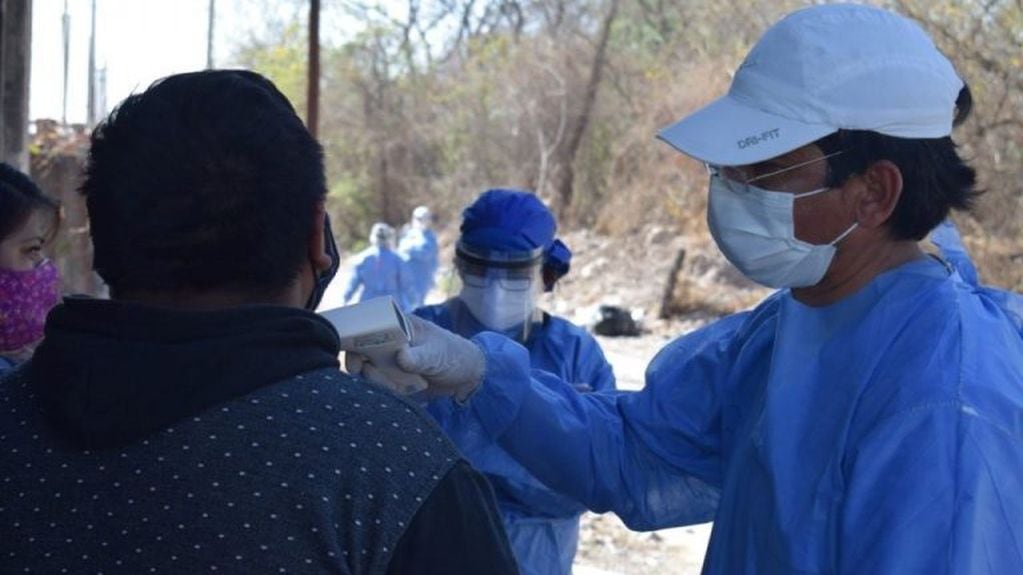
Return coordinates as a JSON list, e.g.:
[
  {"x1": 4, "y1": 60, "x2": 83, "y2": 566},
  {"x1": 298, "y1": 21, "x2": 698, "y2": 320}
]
[{"x1": 0, "y1": 260, "x2": 60, "y2": 354}]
